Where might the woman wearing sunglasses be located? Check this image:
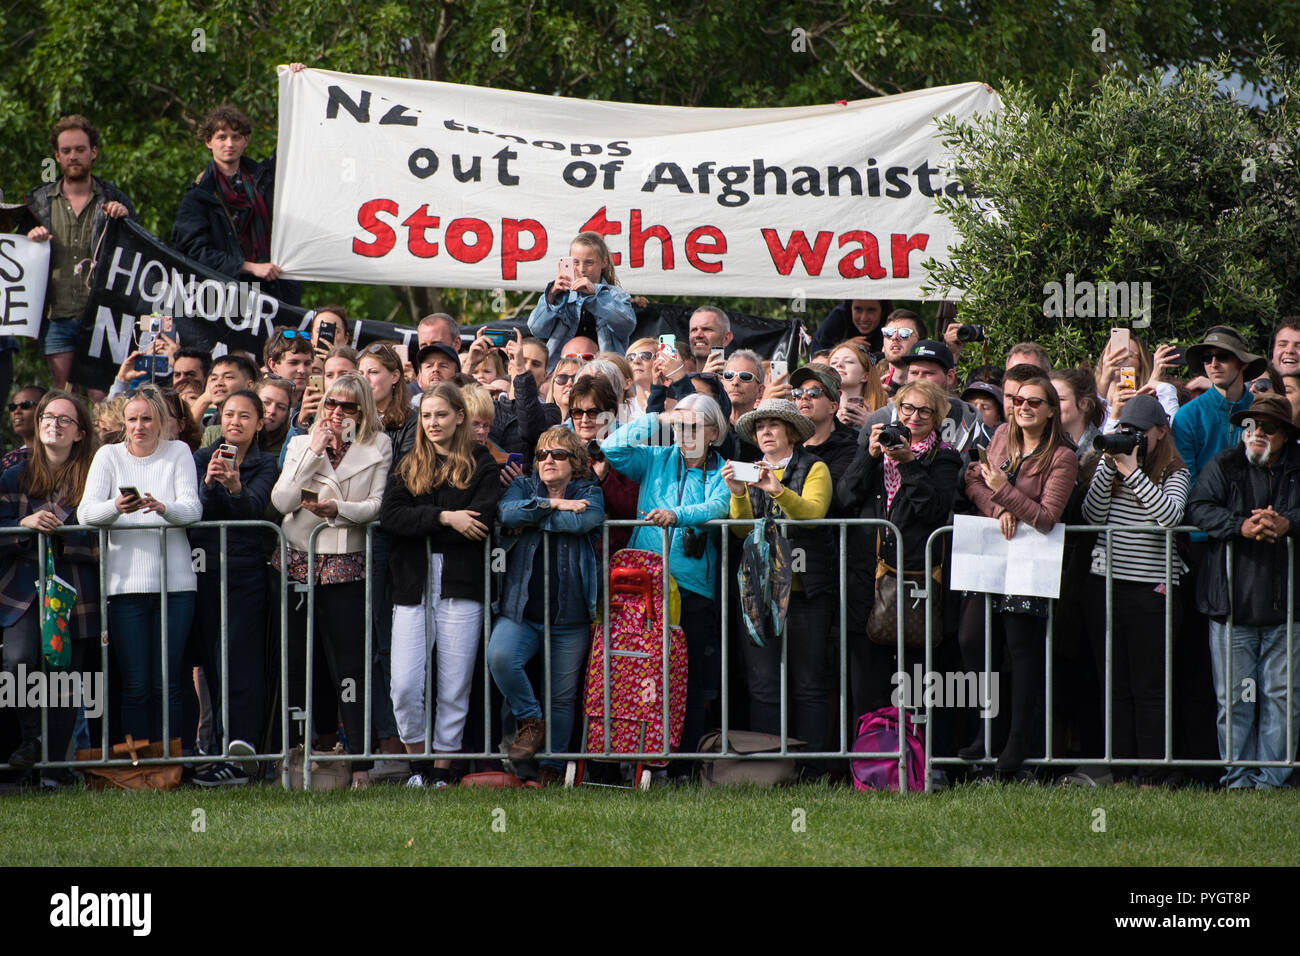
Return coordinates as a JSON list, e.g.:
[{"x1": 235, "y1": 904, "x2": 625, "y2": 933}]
[
  {"x1": 625, "y1": 337, "x2": 658, "y2": 412},
  {"x1": 964, "y1": 375, "x2": 1078, "y2": 775},
  {"x1": 488, "y1": 427, "x2": 604, "y2": 785},
  {"x1": 2, "y1": 386, "x2": 44, "y2": 471},
  {"x1": 271, "y1": 373, "x2": 393, "y2": 788},
  {"x1": 545, "y1": 356, "x2": 582, "y2": 422}
]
